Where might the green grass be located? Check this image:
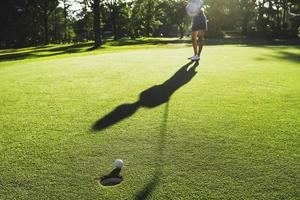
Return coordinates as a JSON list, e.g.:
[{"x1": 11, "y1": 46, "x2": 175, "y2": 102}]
[
  {"x1": 0, "y1": 41, "x2": 299, "y2": 200},
  {"x1": 0, "y1": 38, "x2": 190, "y2": 63}
]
